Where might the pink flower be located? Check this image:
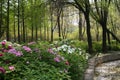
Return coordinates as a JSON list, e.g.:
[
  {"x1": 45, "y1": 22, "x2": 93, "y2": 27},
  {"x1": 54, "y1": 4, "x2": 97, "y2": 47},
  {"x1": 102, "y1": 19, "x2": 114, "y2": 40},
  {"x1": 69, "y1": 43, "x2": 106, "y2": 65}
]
[
  {"x1": 1, "y1": 41, "x2": 6, "y2": 46},
  {"x1": 15, "y1": 51, "x2": 23, "y2": 56},
  {"x1": 0, "y1": 53, "x2": 3, "y2": 57},
  {"x1": 0, "y1": 67, "x2": 6, "y2": 74},
  {"x1": 8, "y1": 48, "x2": 16, "y2": 54},
  {"x1": 65, "y1": 61, "x2": 69, "y2": 65},
  {"x1": 9, "y1": 66, "x2": 15, "y2": 71},
  {"x1": 8, "y1": 45, "x2": 12, "y2": 49},
  {"x1": 61, "y1": 57, "x2": 65, "y2": 61},
  {"x1": 23, "y1": 46, "x2": 32, "y2": 52},
  {"x1": 54, "y1": 57, "x2": 61, "y2": 62},
  {"x1": 28, "y1": 42, "x2": 36, "y2": 45},
  {"x1": 2, "y1": 49, "x2": 8, "y2": 52},
  {"x1": 8, "y1": 49, "x2": 23, "y2": 56},
  {"x1": 48, "y1": 48, "x2": 55, "y2": 54}
]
